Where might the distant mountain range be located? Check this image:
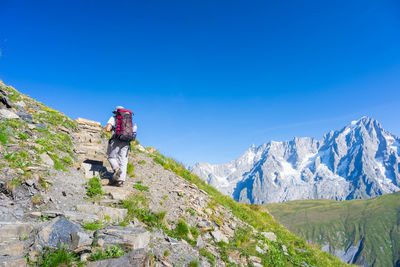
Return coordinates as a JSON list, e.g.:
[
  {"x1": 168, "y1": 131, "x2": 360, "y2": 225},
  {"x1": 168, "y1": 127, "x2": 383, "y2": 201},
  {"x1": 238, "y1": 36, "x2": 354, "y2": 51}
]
[{"x1": 190, "y1": 117, "x2": 400, "y2": 203}]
